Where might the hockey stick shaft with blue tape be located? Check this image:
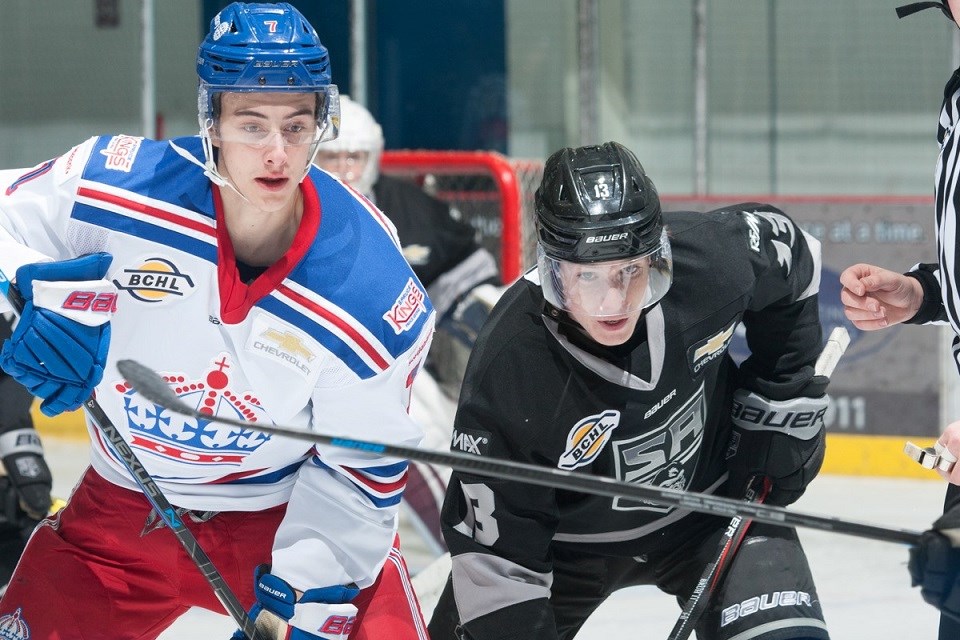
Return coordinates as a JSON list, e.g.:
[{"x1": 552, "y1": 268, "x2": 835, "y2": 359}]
[{"x1": 116, "y1": 354, "x2": 921, "y2": 546}]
